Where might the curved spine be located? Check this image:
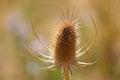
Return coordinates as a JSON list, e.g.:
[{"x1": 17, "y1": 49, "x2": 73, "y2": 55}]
[{"x1": 76, "y1": 15, "x2": 97, "y2": 58}]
